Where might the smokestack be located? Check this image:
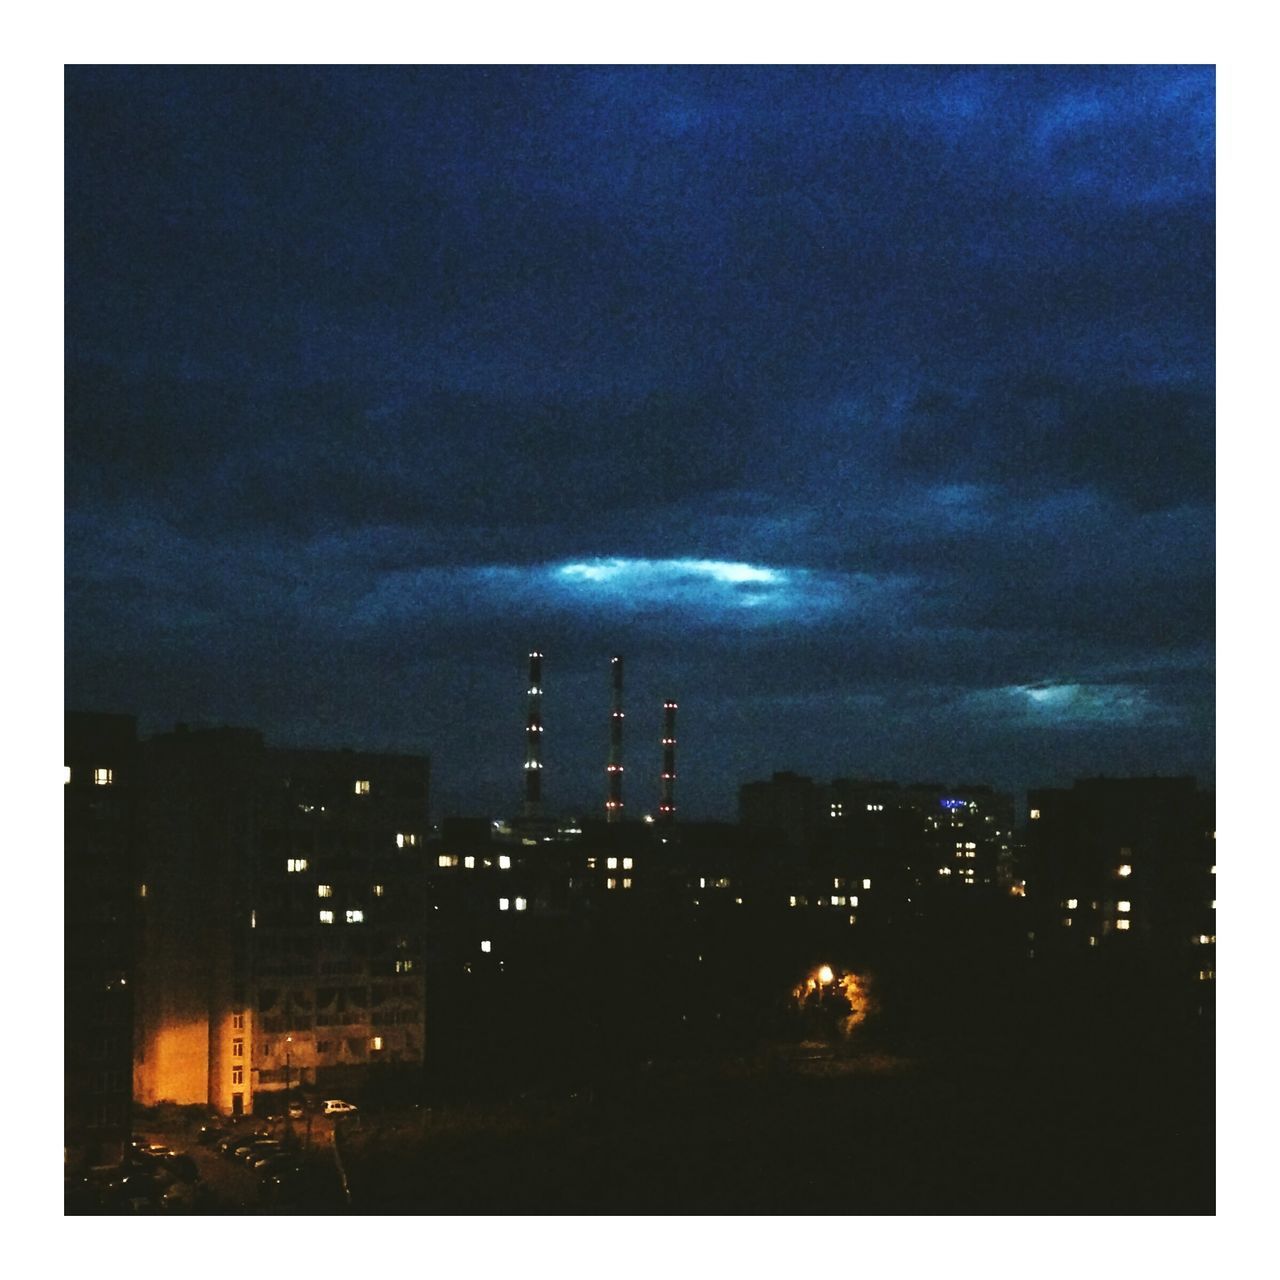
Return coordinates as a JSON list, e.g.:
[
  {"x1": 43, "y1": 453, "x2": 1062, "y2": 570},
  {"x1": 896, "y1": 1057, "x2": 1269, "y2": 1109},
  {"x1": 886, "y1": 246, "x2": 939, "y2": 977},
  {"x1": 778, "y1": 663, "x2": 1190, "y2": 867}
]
[
  {"x1": 659, "y1": 700, "x2": 677, "y2": 822},
  {"x1": 606, "y1": 654, "x2": 624, "y2": 822},
  {"x1": 524, "y1": 650, "x2": 543, "y2": 817}
]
